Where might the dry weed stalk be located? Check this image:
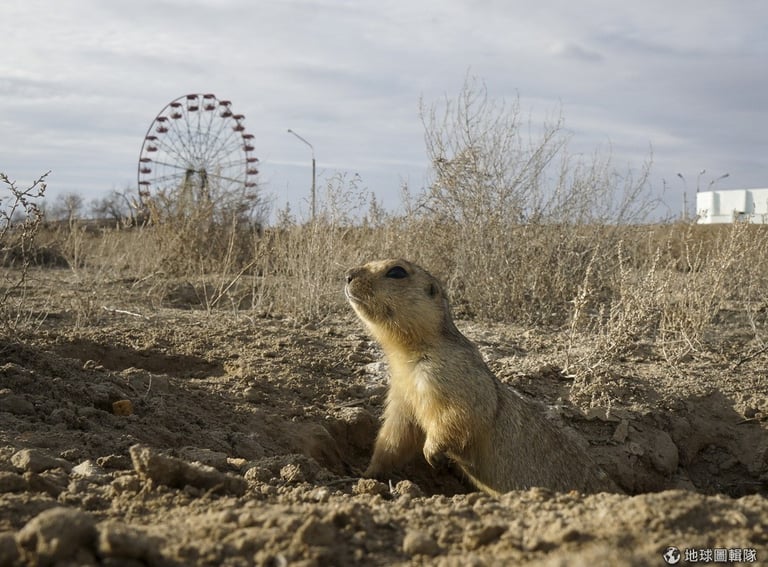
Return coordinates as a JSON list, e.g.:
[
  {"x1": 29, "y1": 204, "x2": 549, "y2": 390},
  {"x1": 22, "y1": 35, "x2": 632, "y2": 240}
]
[
  {"x1": 563, "y1": 244, "x2": 600, "y2": 373},
  {"x1": 658, "y1": 222, "x2": 767, "y2": 363},
  {"x1": 0, "y1": 171, "x2": 49, "y2": 334},
  {"x1": 578, "y1": 240, "x2": 667, "y2": 373},
  {"x1": 252, "y1": 173, "x2": 393, "y2": 319},
  {"x1": 414, "y1": 75, "x2": 655, "y2": 324}
]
